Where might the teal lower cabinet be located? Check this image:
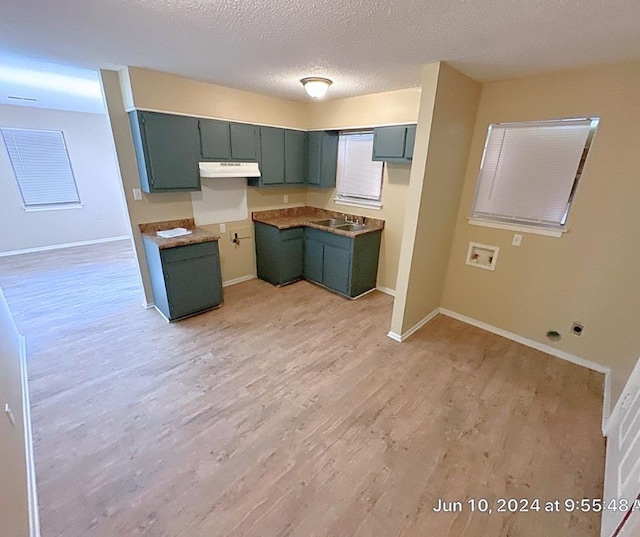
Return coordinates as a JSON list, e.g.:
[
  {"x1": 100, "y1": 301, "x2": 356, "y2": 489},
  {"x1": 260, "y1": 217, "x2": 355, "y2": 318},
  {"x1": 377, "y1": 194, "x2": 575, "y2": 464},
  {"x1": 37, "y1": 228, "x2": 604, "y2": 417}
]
[
  {"x1": 303, "y1": 227, "x2": 382, "y2": 298},
  {"x1": 255, "y1": 222, "x2": 304, "y2": 286},
  {"x1": 142, "y1": 239, "x2": 223, "y2": 321},
  {"x1": 303, "y1": 236, "x2": 324, "y2": 284}
]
